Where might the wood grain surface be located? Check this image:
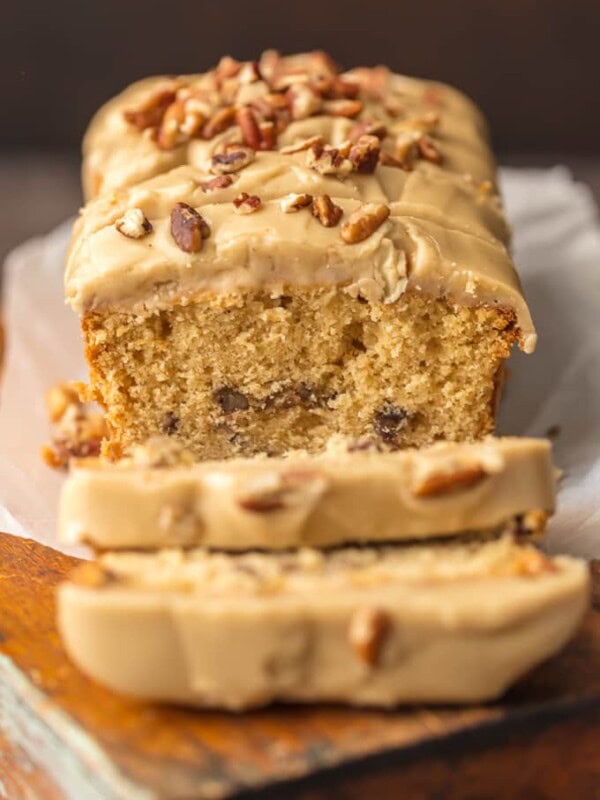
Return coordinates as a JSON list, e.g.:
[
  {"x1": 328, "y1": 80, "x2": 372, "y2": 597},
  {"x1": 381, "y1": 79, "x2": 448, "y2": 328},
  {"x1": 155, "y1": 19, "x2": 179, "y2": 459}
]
[{"x1": 0, "y1": 532, "x2": 598, "y2": 799}]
